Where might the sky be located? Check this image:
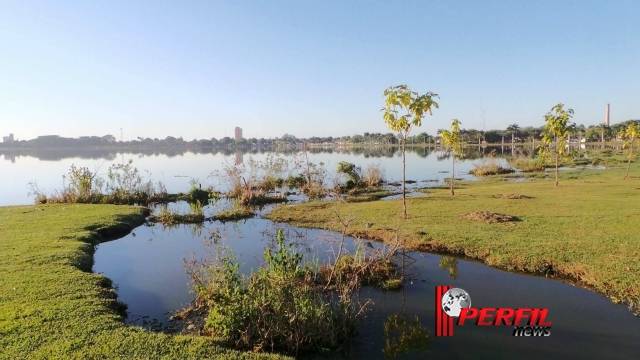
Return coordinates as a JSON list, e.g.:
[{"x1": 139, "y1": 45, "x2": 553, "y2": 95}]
[{"x1": 1, "y1": 0, "x2": 639, "y2": 141}]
